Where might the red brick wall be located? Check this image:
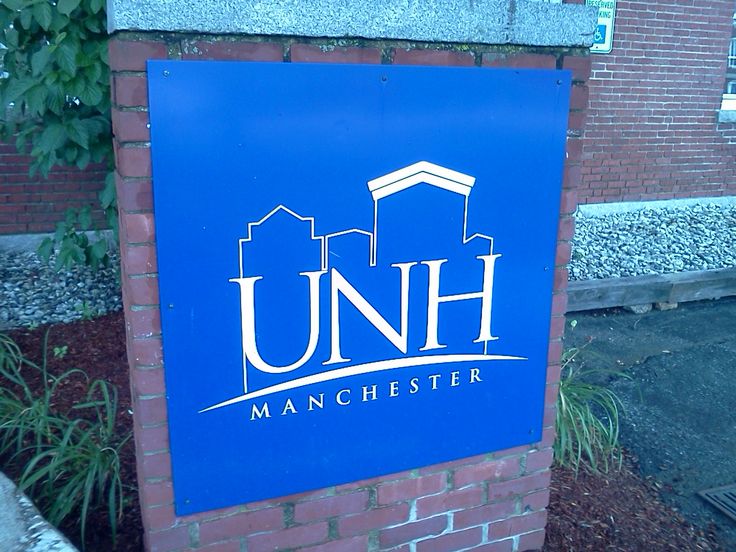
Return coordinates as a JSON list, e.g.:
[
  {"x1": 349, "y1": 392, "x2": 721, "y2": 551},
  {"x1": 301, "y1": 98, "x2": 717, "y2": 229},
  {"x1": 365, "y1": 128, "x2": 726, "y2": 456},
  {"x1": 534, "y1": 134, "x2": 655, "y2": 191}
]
[
  {"x1": 580, "y1": 0, "x2": 736, "y2": 203},
  {"x1": 0, "y1": 144, "x2": 107, "y2": 234},
  {"x1": 110, "y1": 35, "x2": 587, "y2": 552},
  {"x1": 11, "y1": 0, "x2": 735, "y2": 237}
]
